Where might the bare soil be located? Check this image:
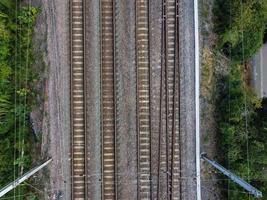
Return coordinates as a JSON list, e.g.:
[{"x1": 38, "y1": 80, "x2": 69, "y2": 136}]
[
  {"x1": 84, "y1": 0, "x2": 102, "y2": 199},
  {"x1": 149, "y1": 0, "x2": 163, "y2": 199},
  {"x1": 28, "y1": 0, "x2": 71, "y2": 199},
  {"x1": 179, "y1": 0, "x2": 198, "y2": 199},
  {"x1": 42, "y1": 0, "x2": 71, "y2": 199},
  {"x1": 114, "y1": 0, "x2": 138, "y2": 199}
]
